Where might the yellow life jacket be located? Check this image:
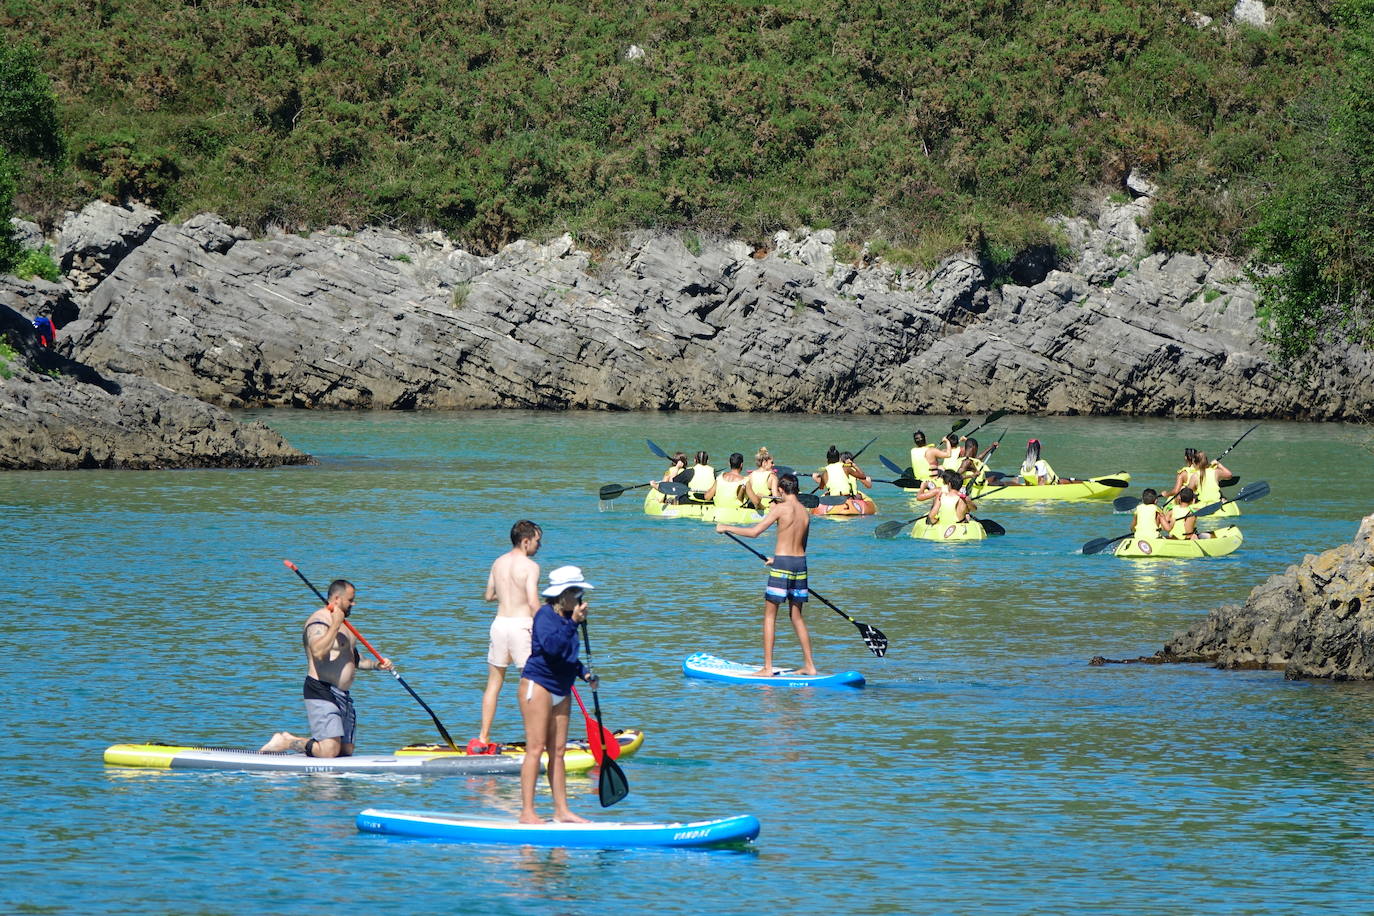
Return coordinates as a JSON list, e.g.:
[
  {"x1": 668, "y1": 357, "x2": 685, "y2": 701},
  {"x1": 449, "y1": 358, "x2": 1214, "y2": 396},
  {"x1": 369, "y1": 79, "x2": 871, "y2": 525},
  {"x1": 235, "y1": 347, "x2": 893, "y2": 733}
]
[
  {"x1": 688, "y1": 464, "x2": 715, "y2": 495},
  {"x1": 1132, "y1": 503, "x2": 1162, "y2": 539},
  {"x1": 934, "y1": 489, "x2": 961, "y2": 525},
  {"x1": 963, "y1": 456, "x2": 988, "y2": 487},
  {"x1": 910, "y1": 446, "x2": 936, "y2": 480},
  {"x1": 1197, "y1": 465, "x2": 1223, "y2": 504},
  {"x1": 747, "y1": 468, "x2": 775, "y2": 505},
  {"x1": 941, "y1": 452, "x2": 962, "y2": 472},
  {"x1": 713, "y1": 472, "x2": 745, "y2": 509},
  {"x1": 823, "y1": 461, "x2": 856, "y2": 497},
  {"x1": 1169, "y1": 507, "x2": 1195, "y2": 538}
]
